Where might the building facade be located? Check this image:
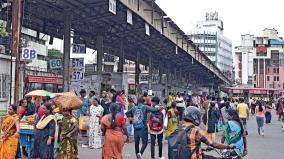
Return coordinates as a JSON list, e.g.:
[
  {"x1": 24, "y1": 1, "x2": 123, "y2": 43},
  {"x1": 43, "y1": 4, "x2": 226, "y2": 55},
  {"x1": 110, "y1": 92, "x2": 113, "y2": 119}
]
[
  {"x1": 21, "y1": 27, "x2": 48, "y2": 72},
  {"x1": 235, "y1": 28, "x2": 284, "y2": 89},
  {"x1": 0, "y1": 23, "x2": 50, "y2": 111},
  {"x1": 188, "y1": 12, "x2": 233, "y2": 80}
]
